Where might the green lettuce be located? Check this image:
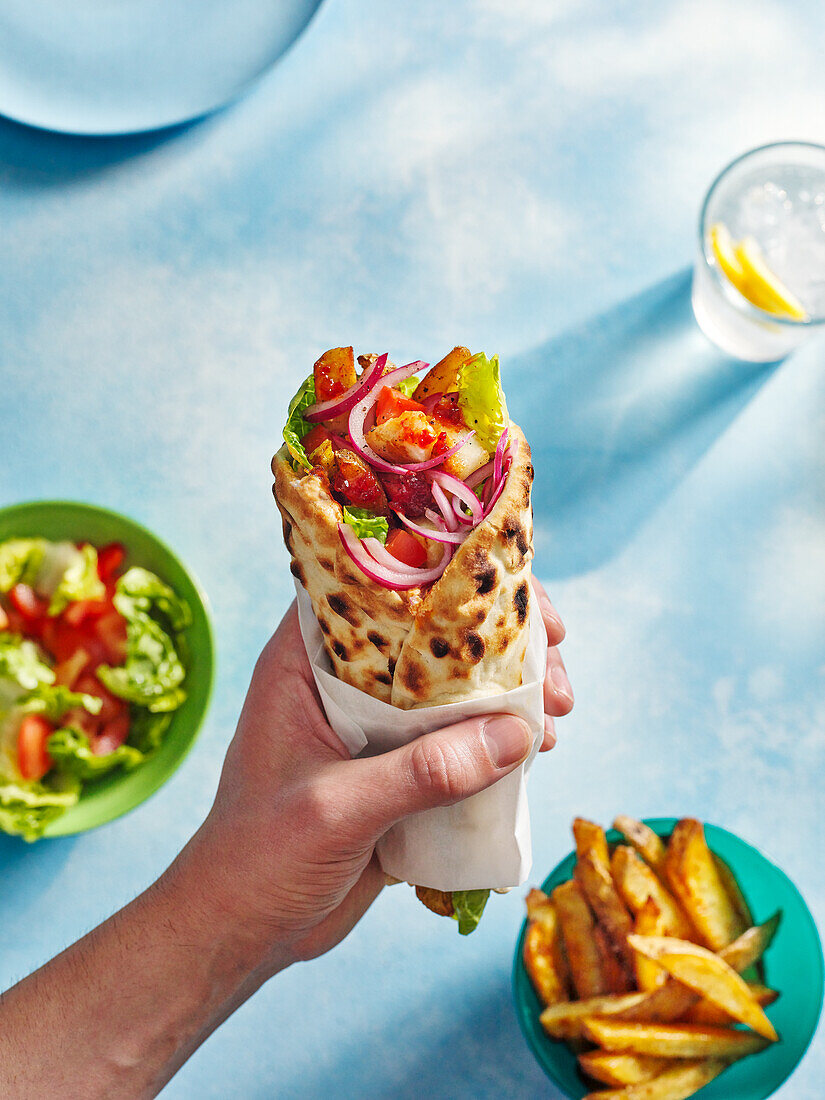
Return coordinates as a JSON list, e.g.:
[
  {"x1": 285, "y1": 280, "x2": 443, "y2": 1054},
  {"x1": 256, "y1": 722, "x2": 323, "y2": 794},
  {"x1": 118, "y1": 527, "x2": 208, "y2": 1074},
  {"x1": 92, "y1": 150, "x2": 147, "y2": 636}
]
[
  {"x1": 128, "y1": 708, "x2": 172, "y2": 753},
  {"x1": 47, "y1": 543, "x2": 105, "y2": 615},
  {"x1": 98, "y1": 568, "x2": 190, "y2": 714},
  {"x1": 457, "y1": 352, "x2": 509, "y2": 453},
  {"x1": 0, "y1": 634, "x2": 54, "y2": 691},
  {"x1": 0, "y1": 772, "x2": 80, "y2": 842},
  {"x1": 451, "y1": 889, "x2": 491, "y2": 935},
  {"x1": 0, "y1": 539, "x2": 46, "y2": 591},
  {"x1": 396, "y1": 376, "x2": 420, "y2": 398},
  {"x1": 46, "y1": 727, "x2": 143, "y2": 780},
  {"x1": 283, "y1": 374, "x2": 317, "y2": 471},
  {"x1": 342, "y1": 506, "x2": 389, "y2": 544}
]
